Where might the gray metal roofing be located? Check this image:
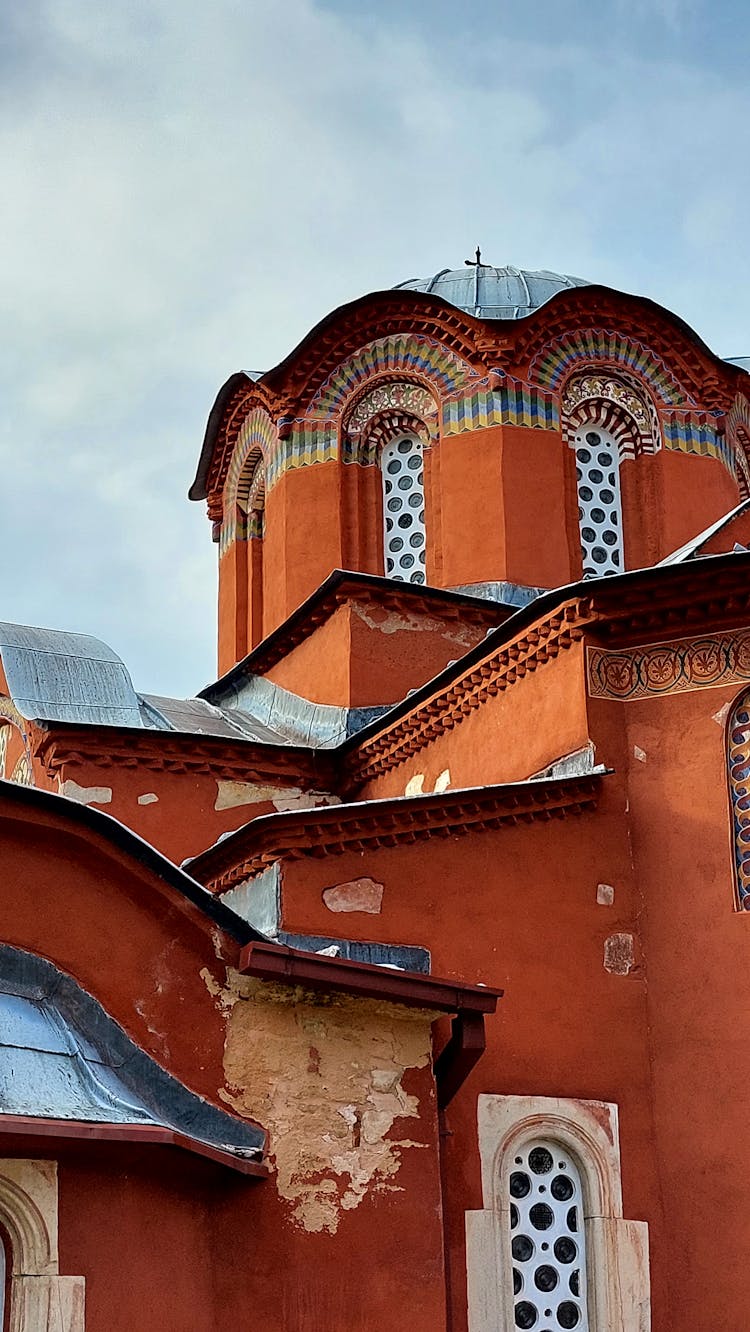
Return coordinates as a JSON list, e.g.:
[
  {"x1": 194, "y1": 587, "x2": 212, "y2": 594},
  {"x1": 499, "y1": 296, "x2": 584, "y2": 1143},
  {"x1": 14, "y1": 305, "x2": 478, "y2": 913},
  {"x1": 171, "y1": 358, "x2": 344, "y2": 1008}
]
[
  {"x1": 393, "y1": 265, "x2": 590, "y2": 320},
  {"x1": 0, "y1": 943, "x2": 263, "y2": 1158},
  {"x1": 0, "y1": 622, "x2": 143, "y2": 727},
  {"x1": 726, "y1": 356, "x2": 750, "y2": 373}
]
